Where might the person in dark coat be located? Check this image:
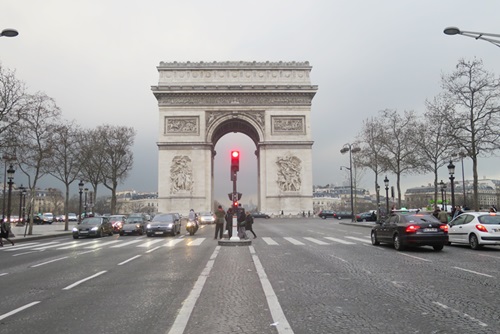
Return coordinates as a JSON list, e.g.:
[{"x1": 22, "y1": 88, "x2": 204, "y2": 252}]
[
  {"x1": 225, "y1": 208, "x2": 233, "y2": 239},
  {"x1": 245, "y1": 211, "x2": 257, "y2": 239},
  {"x1": 0, "y1": 221, "x2": 14, "y2": 247}
]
